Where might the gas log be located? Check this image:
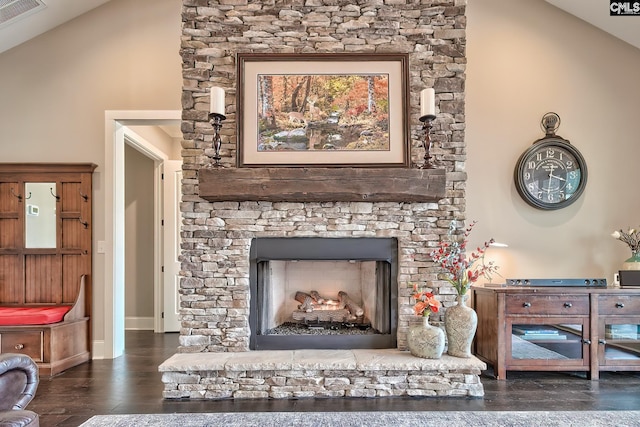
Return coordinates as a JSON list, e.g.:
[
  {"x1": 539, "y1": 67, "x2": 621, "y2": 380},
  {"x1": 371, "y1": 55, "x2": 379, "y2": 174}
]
[
  {"x1": 292, "y1": 290, "x2": 364, "y2": 322},
  {"x1": 294, "y1": 291, "x2": 314, "y2": 313},
  {"x1": 338, "y1": 291, "x2": 364, "y2": 317},
  {"x1": 309, "y1": 290, "x2": 325, "y2": 304}
]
